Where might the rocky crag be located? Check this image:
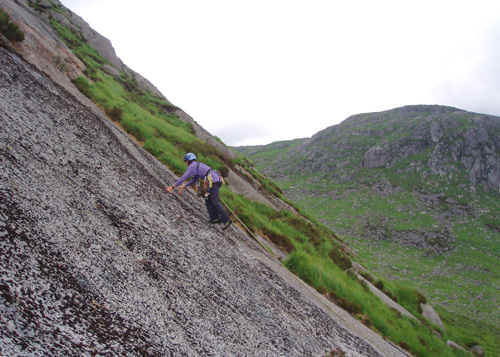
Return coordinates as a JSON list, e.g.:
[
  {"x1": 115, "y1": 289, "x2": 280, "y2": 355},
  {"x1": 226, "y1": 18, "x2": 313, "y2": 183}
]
[
  {"x1": 239, "y1": 105, "x2": 500, "y2": 254},
  {"x1": 0, "y1": 1, "x2": 413, "y2": 355},
  {"x1": 0, "y1": 44, "x2": 413, "y2": 355}
]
